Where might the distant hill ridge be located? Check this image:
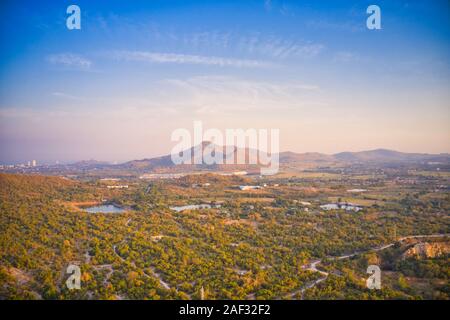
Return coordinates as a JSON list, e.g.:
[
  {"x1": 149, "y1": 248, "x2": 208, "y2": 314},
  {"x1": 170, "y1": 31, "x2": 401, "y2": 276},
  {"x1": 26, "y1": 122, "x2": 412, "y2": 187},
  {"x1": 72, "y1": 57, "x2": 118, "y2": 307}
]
[
  {"x1": 48, "y1": 141, "x2": 450, "y2": 173},
  {"x1": 112, "y1": 143, "x2": 449, "y2": 171}
]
